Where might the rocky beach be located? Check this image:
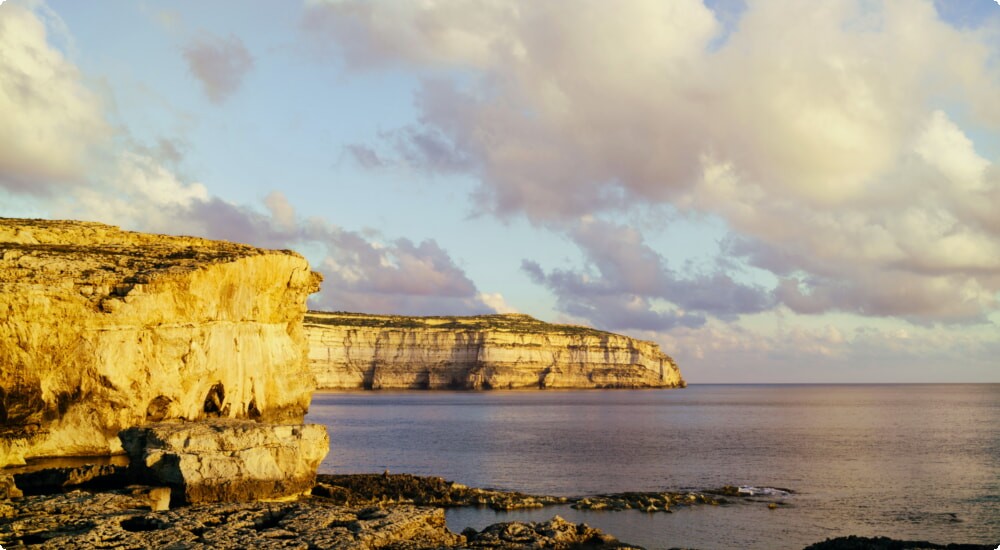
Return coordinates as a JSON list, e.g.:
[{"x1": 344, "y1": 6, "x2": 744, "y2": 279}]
[{"x1": 0, "y1": 218, "x2": 652, "y2": 548}]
